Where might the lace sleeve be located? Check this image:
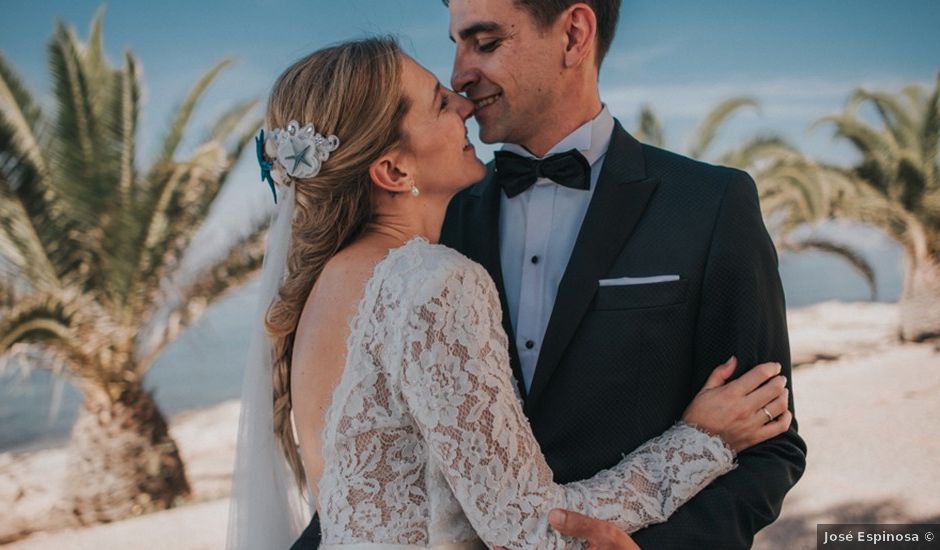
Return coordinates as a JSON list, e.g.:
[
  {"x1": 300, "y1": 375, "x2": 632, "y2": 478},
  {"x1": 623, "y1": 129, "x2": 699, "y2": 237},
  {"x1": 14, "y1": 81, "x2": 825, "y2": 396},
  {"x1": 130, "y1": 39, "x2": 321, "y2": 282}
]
[{"x1": 398, "y1": 261, "x2": 737, "y2": 549}]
